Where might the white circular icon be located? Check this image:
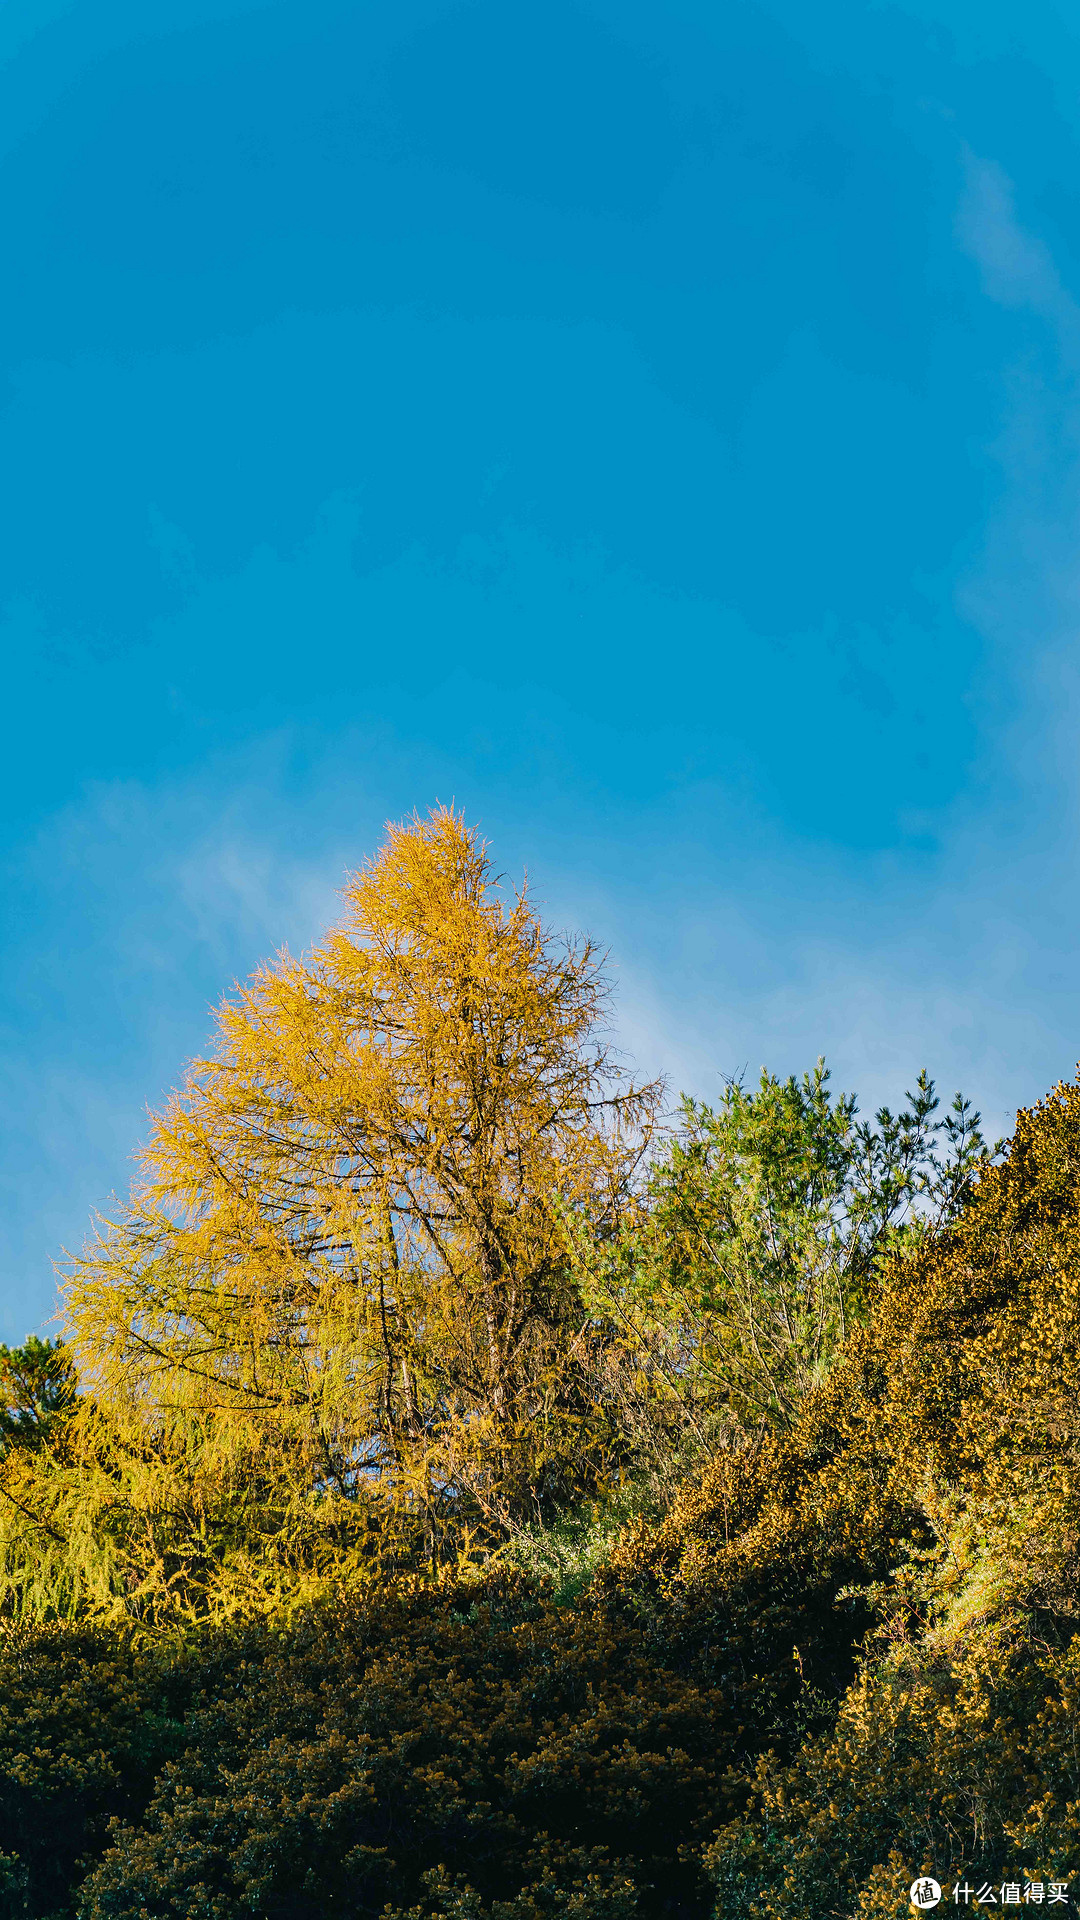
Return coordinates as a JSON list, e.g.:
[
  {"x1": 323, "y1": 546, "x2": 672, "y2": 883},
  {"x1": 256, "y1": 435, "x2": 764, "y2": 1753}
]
[{"x1": 909, "y1": 1881, "x2": 942, "y2": 1911}]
